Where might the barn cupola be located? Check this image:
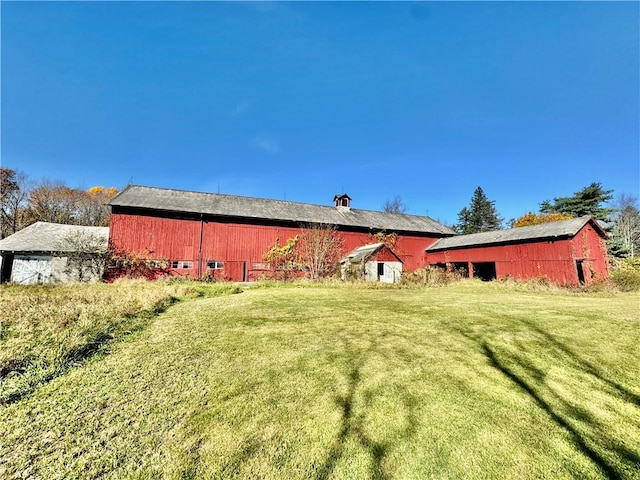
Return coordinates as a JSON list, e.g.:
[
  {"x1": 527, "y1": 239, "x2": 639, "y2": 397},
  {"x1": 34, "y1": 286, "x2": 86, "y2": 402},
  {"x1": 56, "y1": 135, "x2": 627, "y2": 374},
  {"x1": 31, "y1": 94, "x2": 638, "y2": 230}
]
[{"x1": 334, "y1": 193, "x2": 352, "y2": 211}]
